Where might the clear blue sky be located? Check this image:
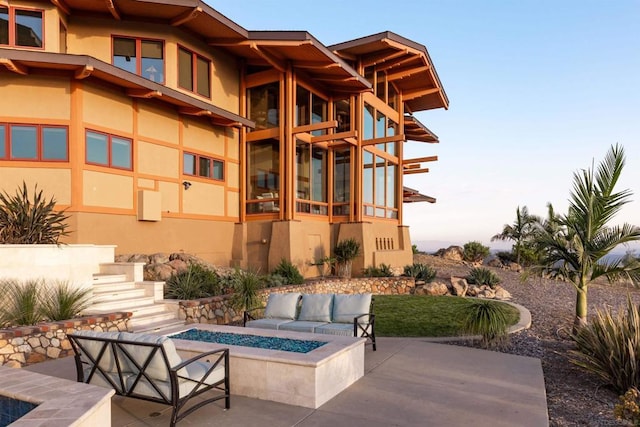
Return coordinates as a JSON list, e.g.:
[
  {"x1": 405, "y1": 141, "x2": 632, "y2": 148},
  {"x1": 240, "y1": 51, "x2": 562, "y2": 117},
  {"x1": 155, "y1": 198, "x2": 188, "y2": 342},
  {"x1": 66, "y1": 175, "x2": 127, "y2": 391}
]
[{"x1": 207, "y1": 0, "x2": 640, "y2": 252}]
